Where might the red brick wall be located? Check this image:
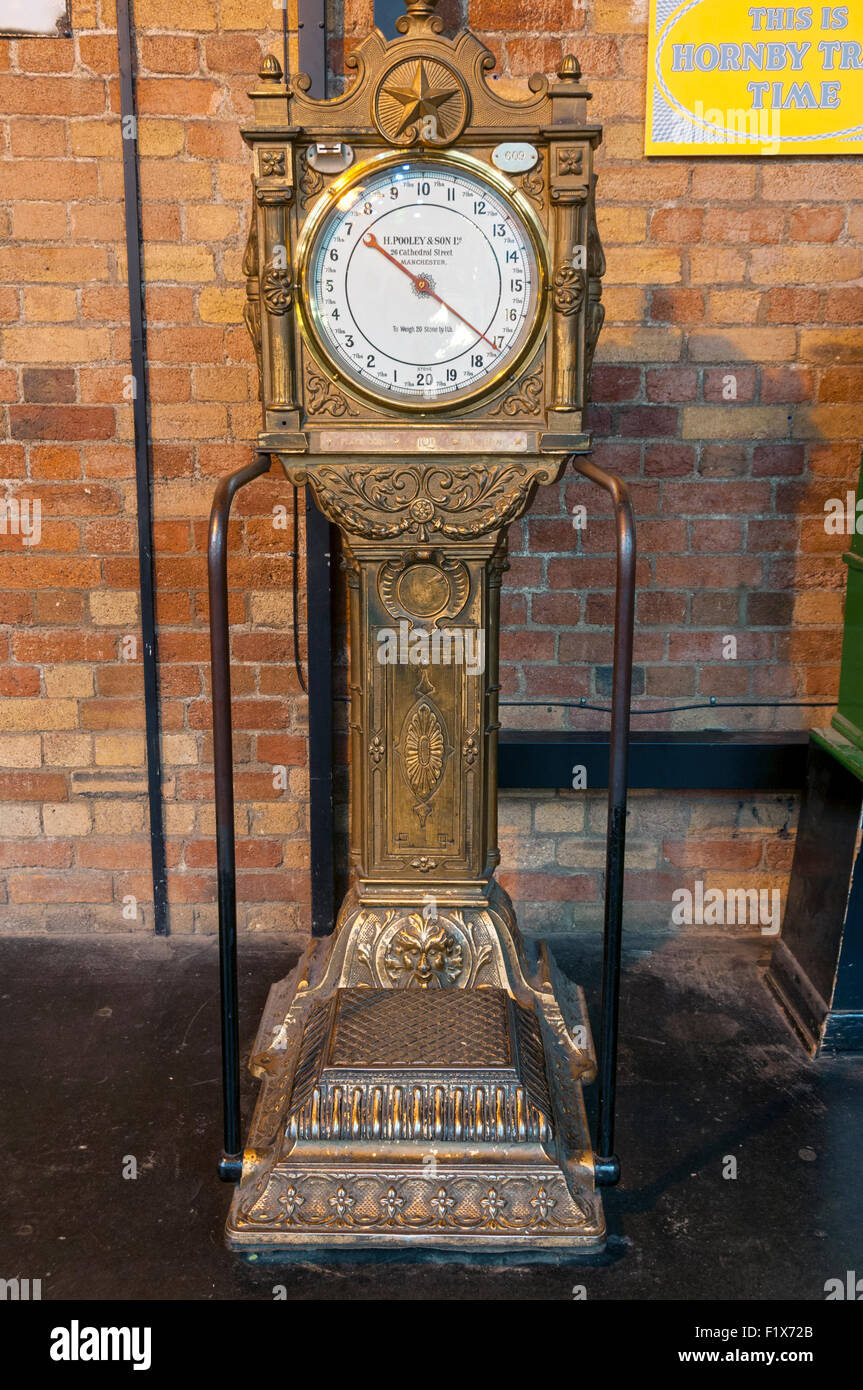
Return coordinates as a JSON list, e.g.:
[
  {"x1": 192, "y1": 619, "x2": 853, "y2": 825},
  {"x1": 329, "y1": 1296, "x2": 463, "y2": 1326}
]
[
  {"x1": 0, "y1": 0, "x2": 858, "y2": 936},
  {"x1": 464, "y1": 0, "x2": 859, "y2": 926},
  {"x1": 0, "y1": 0, "x2": 311, "y2": 935}
]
